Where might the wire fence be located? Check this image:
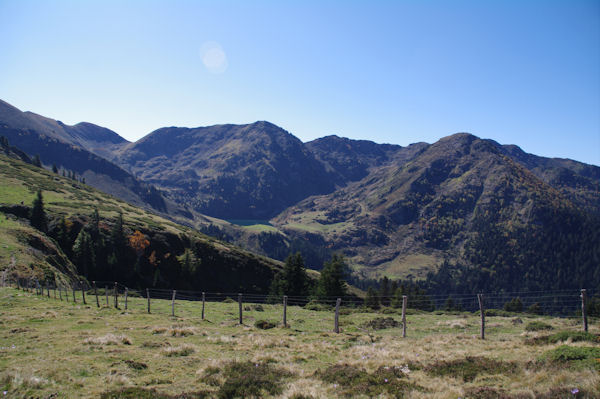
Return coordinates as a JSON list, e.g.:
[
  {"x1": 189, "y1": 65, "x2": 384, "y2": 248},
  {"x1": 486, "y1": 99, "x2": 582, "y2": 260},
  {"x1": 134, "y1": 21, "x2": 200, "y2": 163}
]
[{"x1": 3, "y1": 277, "x2": 595, "y2": 338}]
